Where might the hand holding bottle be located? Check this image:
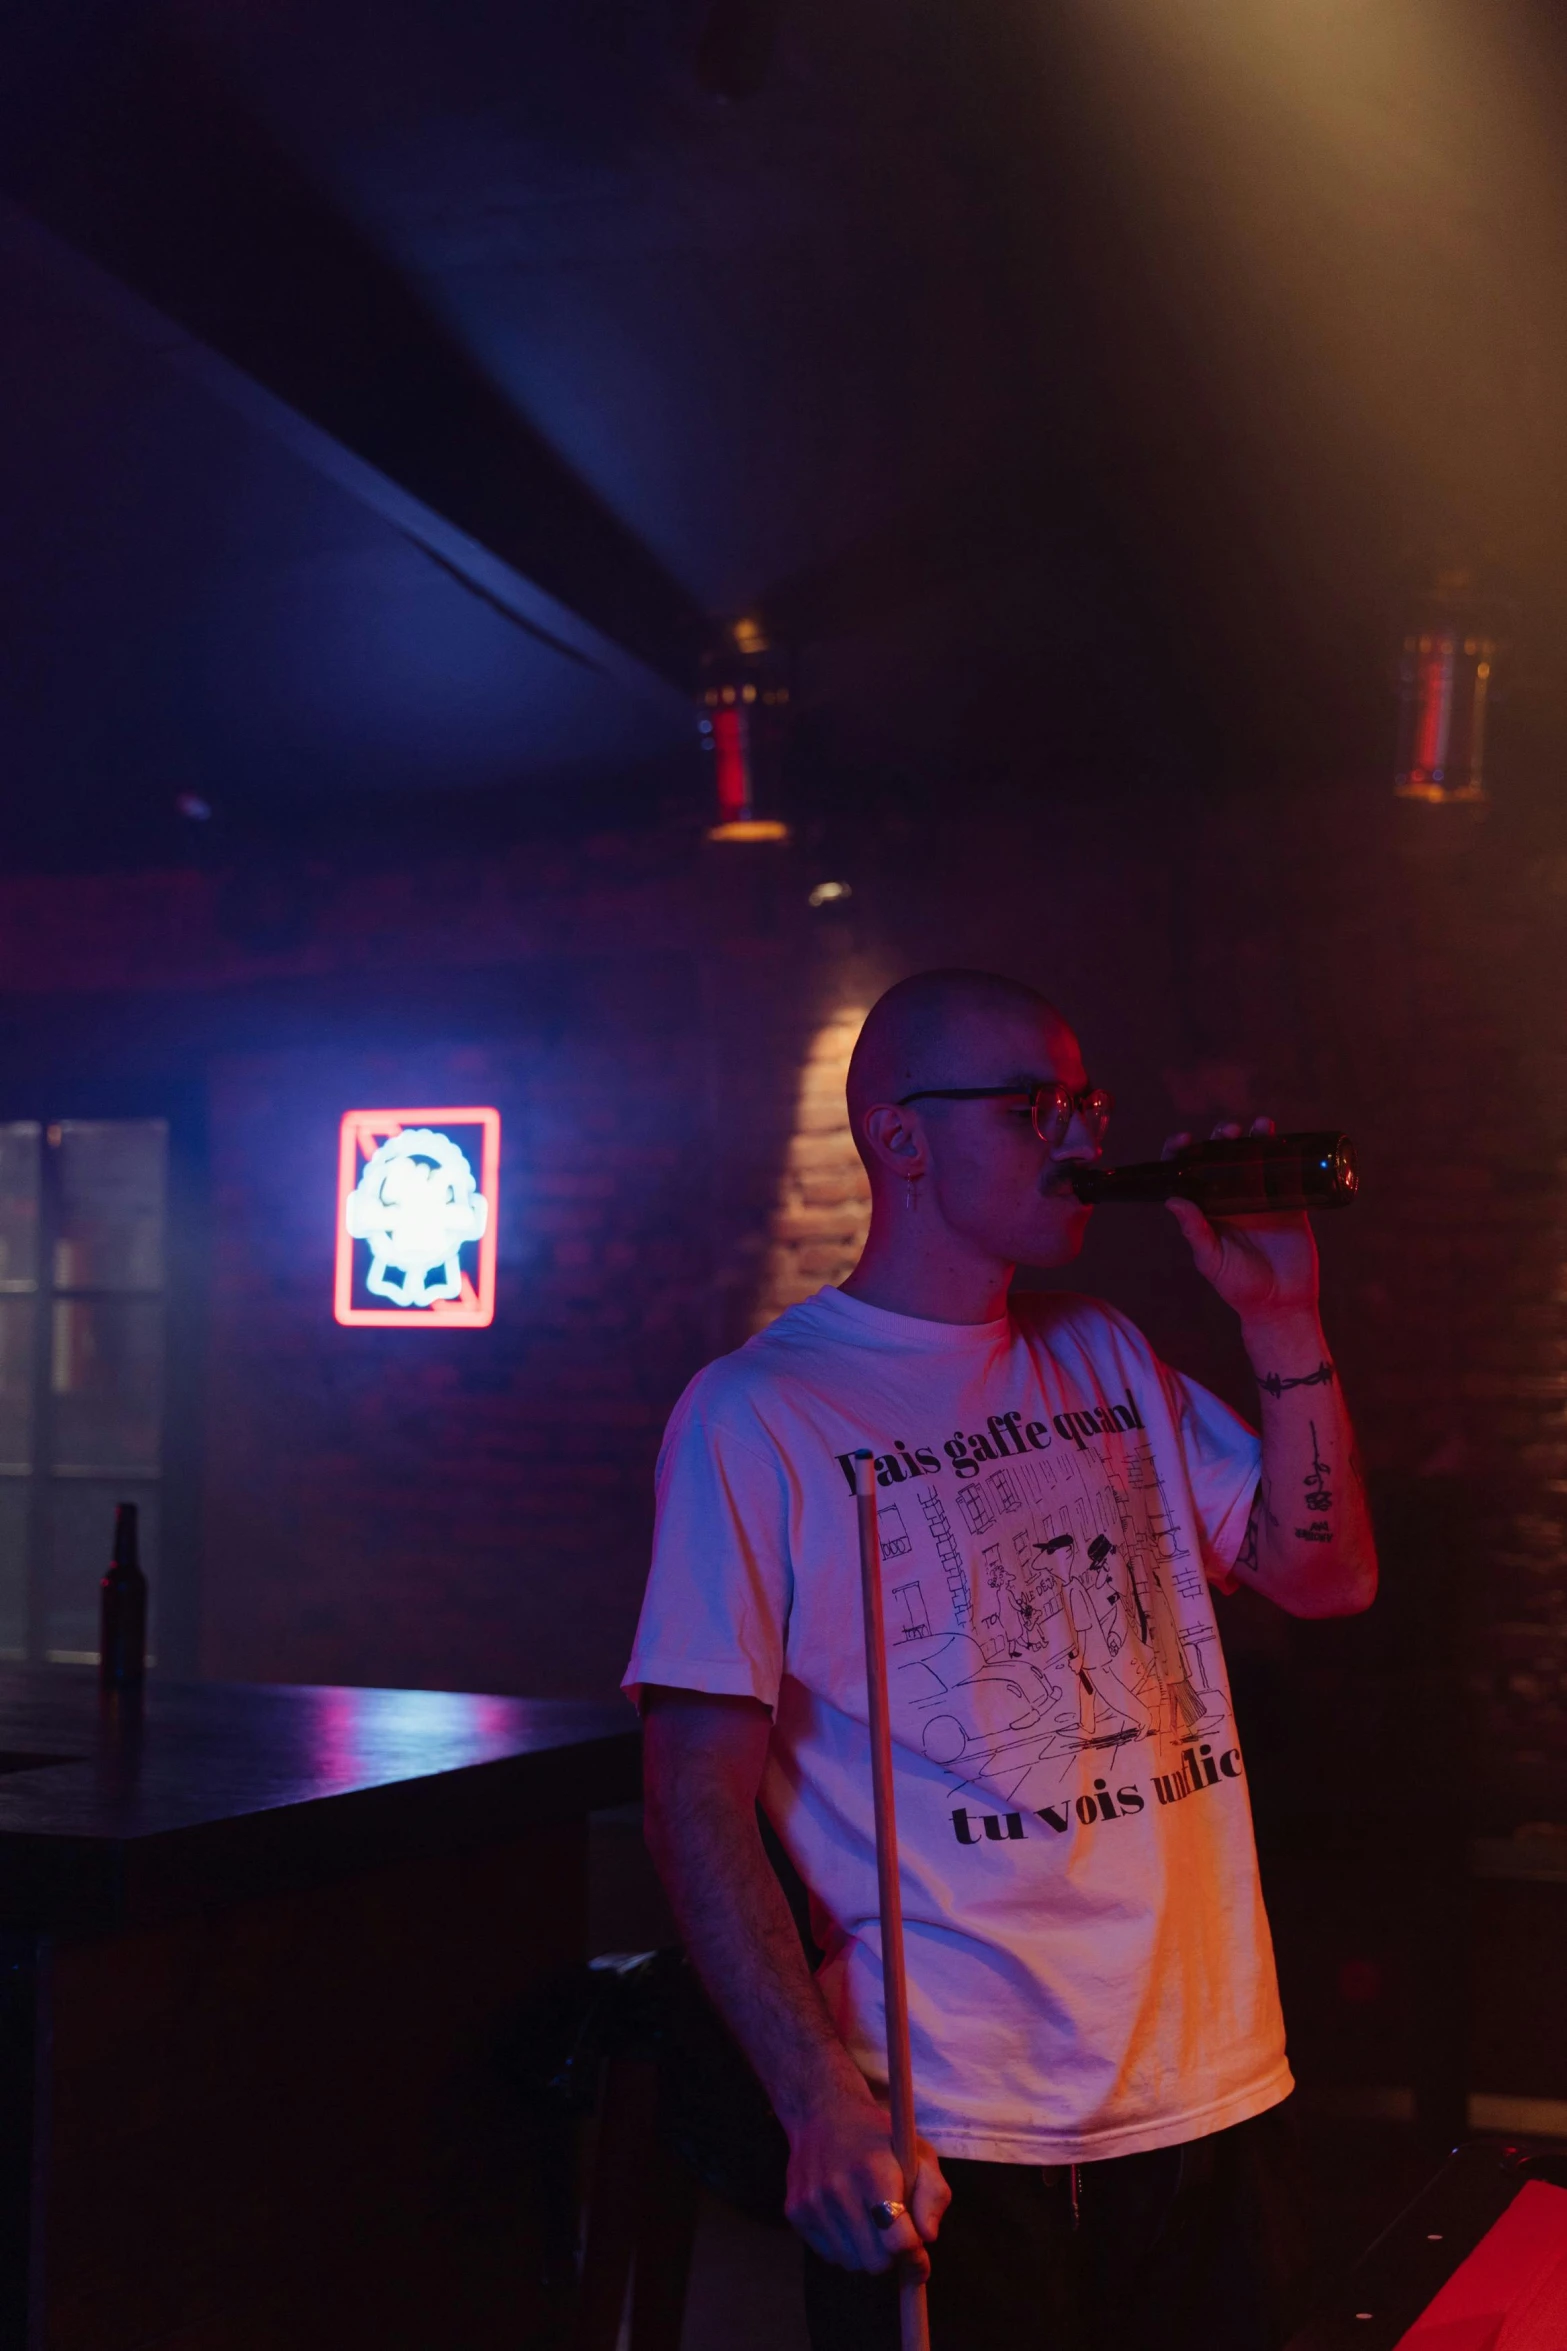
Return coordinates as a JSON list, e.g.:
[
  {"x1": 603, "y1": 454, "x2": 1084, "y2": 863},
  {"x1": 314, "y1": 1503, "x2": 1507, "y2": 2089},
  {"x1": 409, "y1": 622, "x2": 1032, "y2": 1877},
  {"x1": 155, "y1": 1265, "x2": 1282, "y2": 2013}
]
[{"x1": 1162, "y1": 1119, "x2": 1323, "y2": 1325}]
